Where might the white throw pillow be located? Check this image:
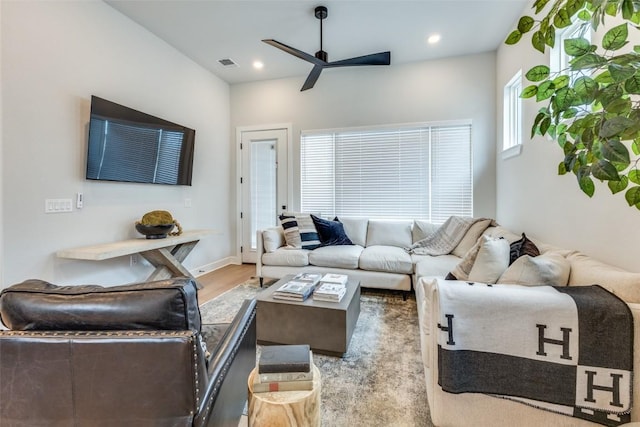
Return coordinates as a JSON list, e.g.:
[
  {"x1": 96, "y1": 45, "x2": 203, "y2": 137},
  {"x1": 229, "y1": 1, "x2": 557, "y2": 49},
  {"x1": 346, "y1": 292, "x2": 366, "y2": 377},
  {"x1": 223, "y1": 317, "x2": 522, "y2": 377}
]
[
  {"x1": 497, "y1": 252, "x2": 570, "y2": 286},
  {"x1": 467, "y1": 235, "x2": 510, "y2": 283},
  {"x1": 262, "y1": 227, "x2": 284, "y2": 253}
]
